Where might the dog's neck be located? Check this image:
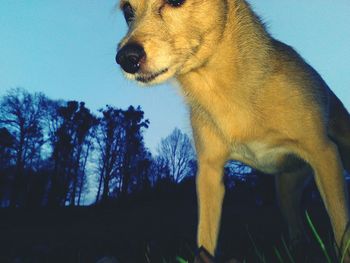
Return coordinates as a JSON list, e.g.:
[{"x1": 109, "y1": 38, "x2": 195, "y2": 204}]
[{"x1": 177, "y1": 0, "x2": 273, "y2": 101}]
